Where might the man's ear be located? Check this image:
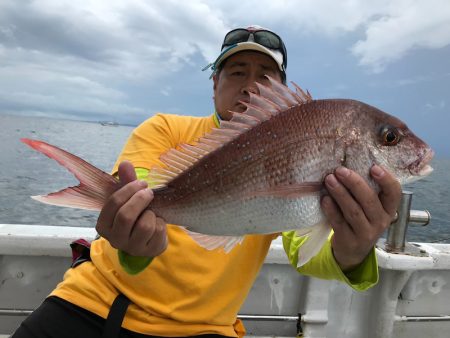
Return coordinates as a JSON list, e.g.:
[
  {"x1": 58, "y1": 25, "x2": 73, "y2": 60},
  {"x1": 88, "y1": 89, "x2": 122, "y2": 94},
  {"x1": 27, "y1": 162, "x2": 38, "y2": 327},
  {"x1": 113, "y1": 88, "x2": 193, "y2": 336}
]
[{"x1": 213, "y1": 74, "x2": 218, "y2": 91}]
